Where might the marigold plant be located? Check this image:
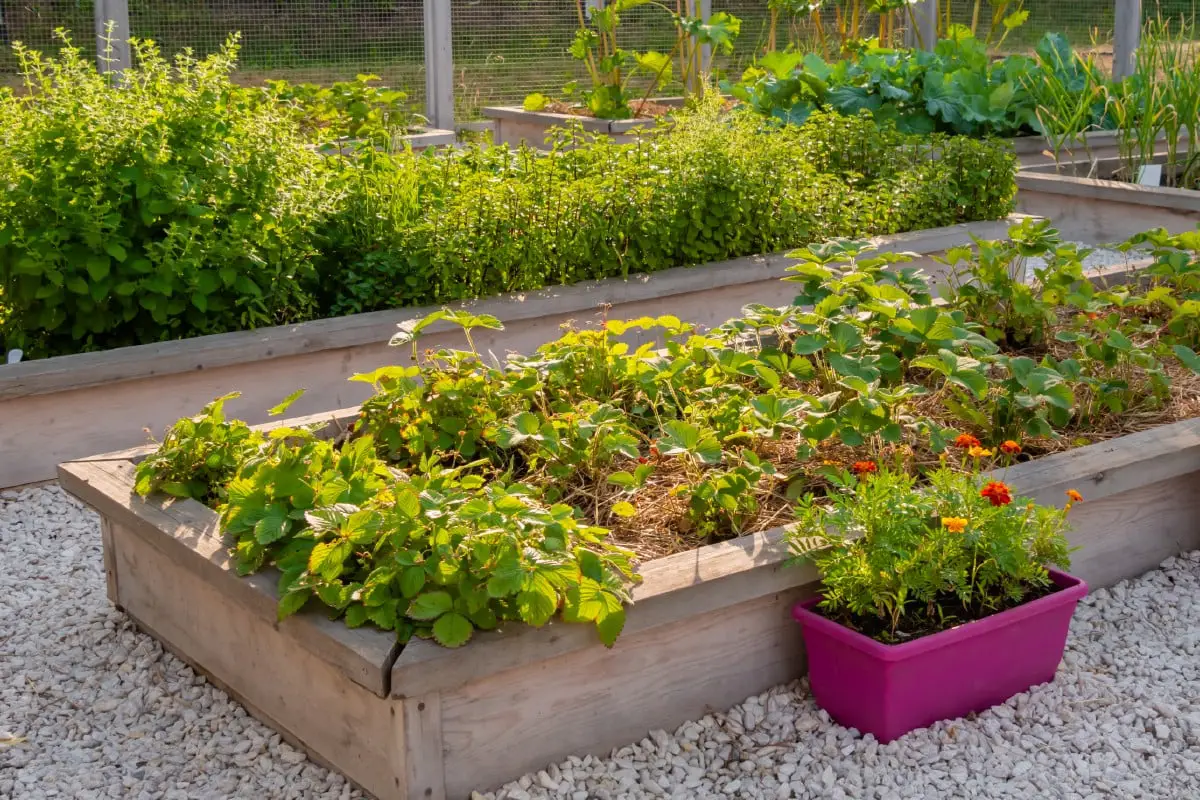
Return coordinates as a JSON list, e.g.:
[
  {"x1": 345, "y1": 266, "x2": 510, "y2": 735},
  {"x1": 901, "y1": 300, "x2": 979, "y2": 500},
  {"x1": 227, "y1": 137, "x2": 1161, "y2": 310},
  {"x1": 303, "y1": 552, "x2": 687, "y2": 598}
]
[{"x1": 787, "y1": 468, "x2": 1074, "y2": 642}]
